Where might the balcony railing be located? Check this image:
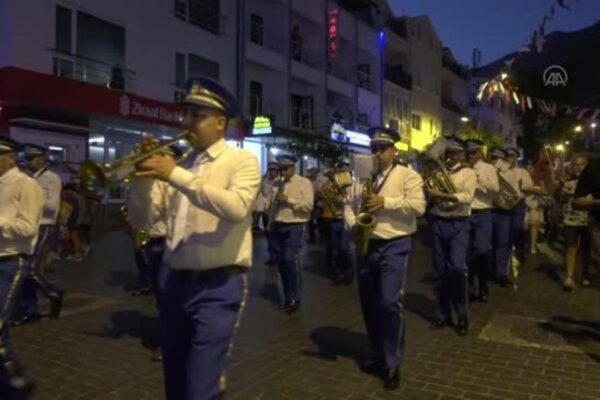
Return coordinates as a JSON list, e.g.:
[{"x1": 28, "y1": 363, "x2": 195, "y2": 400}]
[
  {"x1": 328, "y1": 62, "x2": 354, "y2": 83},
  {"x1": 174, "y1": 2, "x2": 228, "y2": 36},
  {"x1": 51, "y1": 49, "x2": 136, "y2": 91},
  {"x1": 249, "y1": 31, "x2": 284, "y2": 54},
  {"x1": 384, "y1": 65, "x2": 412, "y2": 91}
]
